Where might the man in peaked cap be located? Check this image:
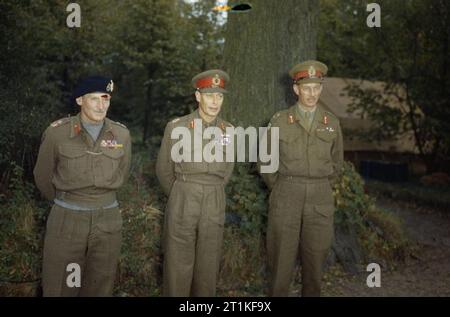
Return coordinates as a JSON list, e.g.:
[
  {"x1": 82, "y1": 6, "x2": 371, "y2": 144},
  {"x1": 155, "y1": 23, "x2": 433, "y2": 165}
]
[
  {"x1": 34, "y1": 75, "x2": 131, "y2": 296},
  {"x1": 259, "y1": 60, "x2": 344, "y2": 296},
  {"x1": 156, "y1": 69, "x2": 234, "y2": 296}
]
